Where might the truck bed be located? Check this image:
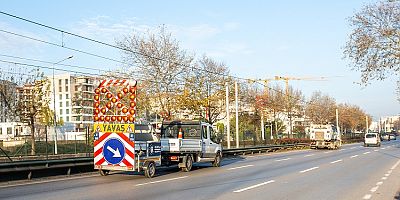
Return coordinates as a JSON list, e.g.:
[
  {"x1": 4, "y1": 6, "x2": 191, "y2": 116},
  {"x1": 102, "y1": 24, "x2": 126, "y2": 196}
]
[{"x1": 160, "y1": 138, "x2": 202, "y2": 153}]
